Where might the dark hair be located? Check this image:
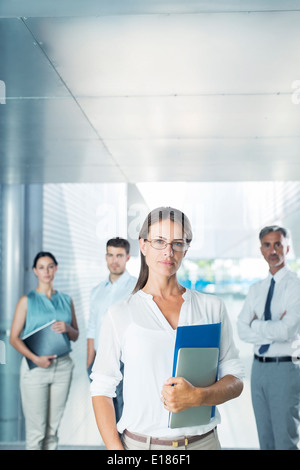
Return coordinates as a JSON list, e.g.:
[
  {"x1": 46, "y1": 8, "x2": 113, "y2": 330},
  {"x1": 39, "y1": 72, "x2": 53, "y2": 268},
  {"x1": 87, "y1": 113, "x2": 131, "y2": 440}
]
[
  {"x1": 106, "y1": 237, "x2": 130, "y2": 255},
  {"x1": 32, "y1": 251, "x2": 58, "y2": 269},
  {"x1": 133, "y1": 207, "x2": 192, "y2": 294},
  {"x1": 259, "y1": 225, "x2": 290, "y2": 242}
]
